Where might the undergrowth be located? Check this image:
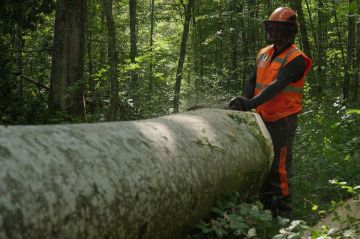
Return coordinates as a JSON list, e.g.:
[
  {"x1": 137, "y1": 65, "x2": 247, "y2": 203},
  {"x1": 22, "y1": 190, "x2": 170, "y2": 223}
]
[{"x1": 186, "y1": 98, "x2": 360, "y2": 239}]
